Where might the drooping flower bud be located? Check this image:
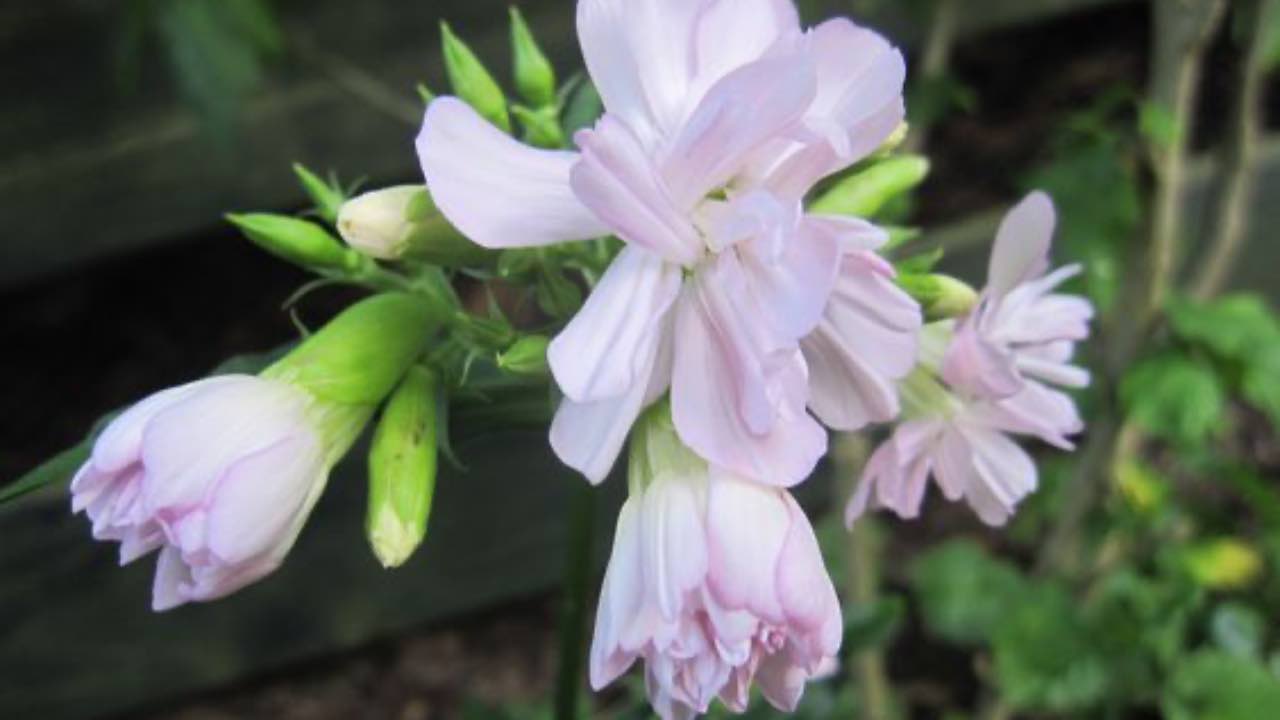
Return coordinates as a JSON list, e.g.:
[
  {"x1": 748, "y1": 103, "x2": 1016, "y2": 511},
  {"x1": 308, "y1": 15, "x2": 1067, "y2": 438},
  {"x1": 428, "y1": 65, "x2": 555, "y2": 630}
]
[
  {"x1": 809, "y1": 154, "x2": 930, "y2": 218},
  {"x1": 591, "y1": 403, "x2": 842, "y2": 718},
  {"x1": 337, "y1": 185, "x2": 492, "y2": 267},
  {"x1": 366, "y1": 365, "x2": 439, "y2": 568},
  {"x1": 496, "y1": 334, "x2": 550, "y2": 377},
  {"x1": 440, "y1": 22, "x2": 510, "y2": 132},
  {"x1": 509, "y1": 6, "x2": 557, "y2": 108},
  {"x1": 226, "y1": 213, "x2": 364, "y2": 273},
  {"x1": 70, "y1": 292, "x2": 444, "y2": 610}
]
